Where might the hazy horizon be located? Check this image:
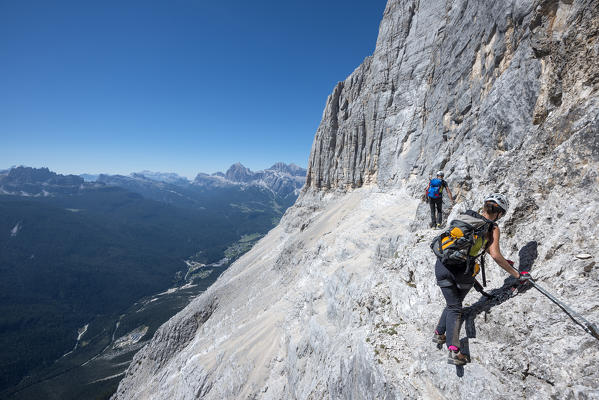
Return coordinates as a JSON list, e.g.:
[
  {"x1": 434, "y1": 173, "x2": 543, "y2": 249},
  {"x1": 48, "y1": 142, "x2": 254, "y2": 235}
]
[{"x1": 2, "y1": 160, "x2": 308, "y2": 180}]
